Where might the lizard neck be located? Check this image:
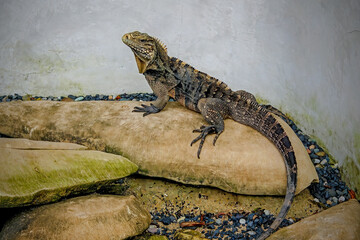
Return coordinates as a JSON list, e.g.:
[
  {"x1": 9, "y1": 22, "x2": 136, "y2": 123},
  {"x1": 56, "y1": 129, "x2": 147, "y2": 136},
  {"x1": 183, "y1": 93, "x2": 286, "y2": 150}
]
[{"x1": 144, "y1": 48, "x2": 172, "y2": 75}]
